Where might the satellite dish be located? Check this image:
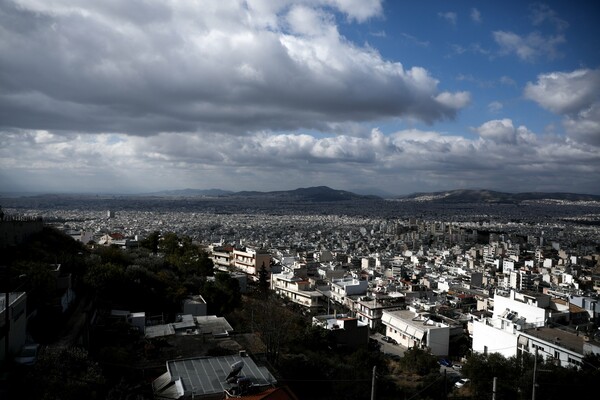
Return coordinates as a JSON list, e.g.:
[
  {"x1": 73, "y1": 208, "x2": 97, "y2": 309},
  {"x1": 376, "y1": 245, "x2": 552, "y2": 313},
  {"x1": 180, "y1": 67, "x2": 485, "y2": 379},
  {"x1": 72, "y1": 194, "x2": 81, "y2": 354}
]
[{"x1": 225, "y1": 361, "x2": 244, "y2": 381}]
